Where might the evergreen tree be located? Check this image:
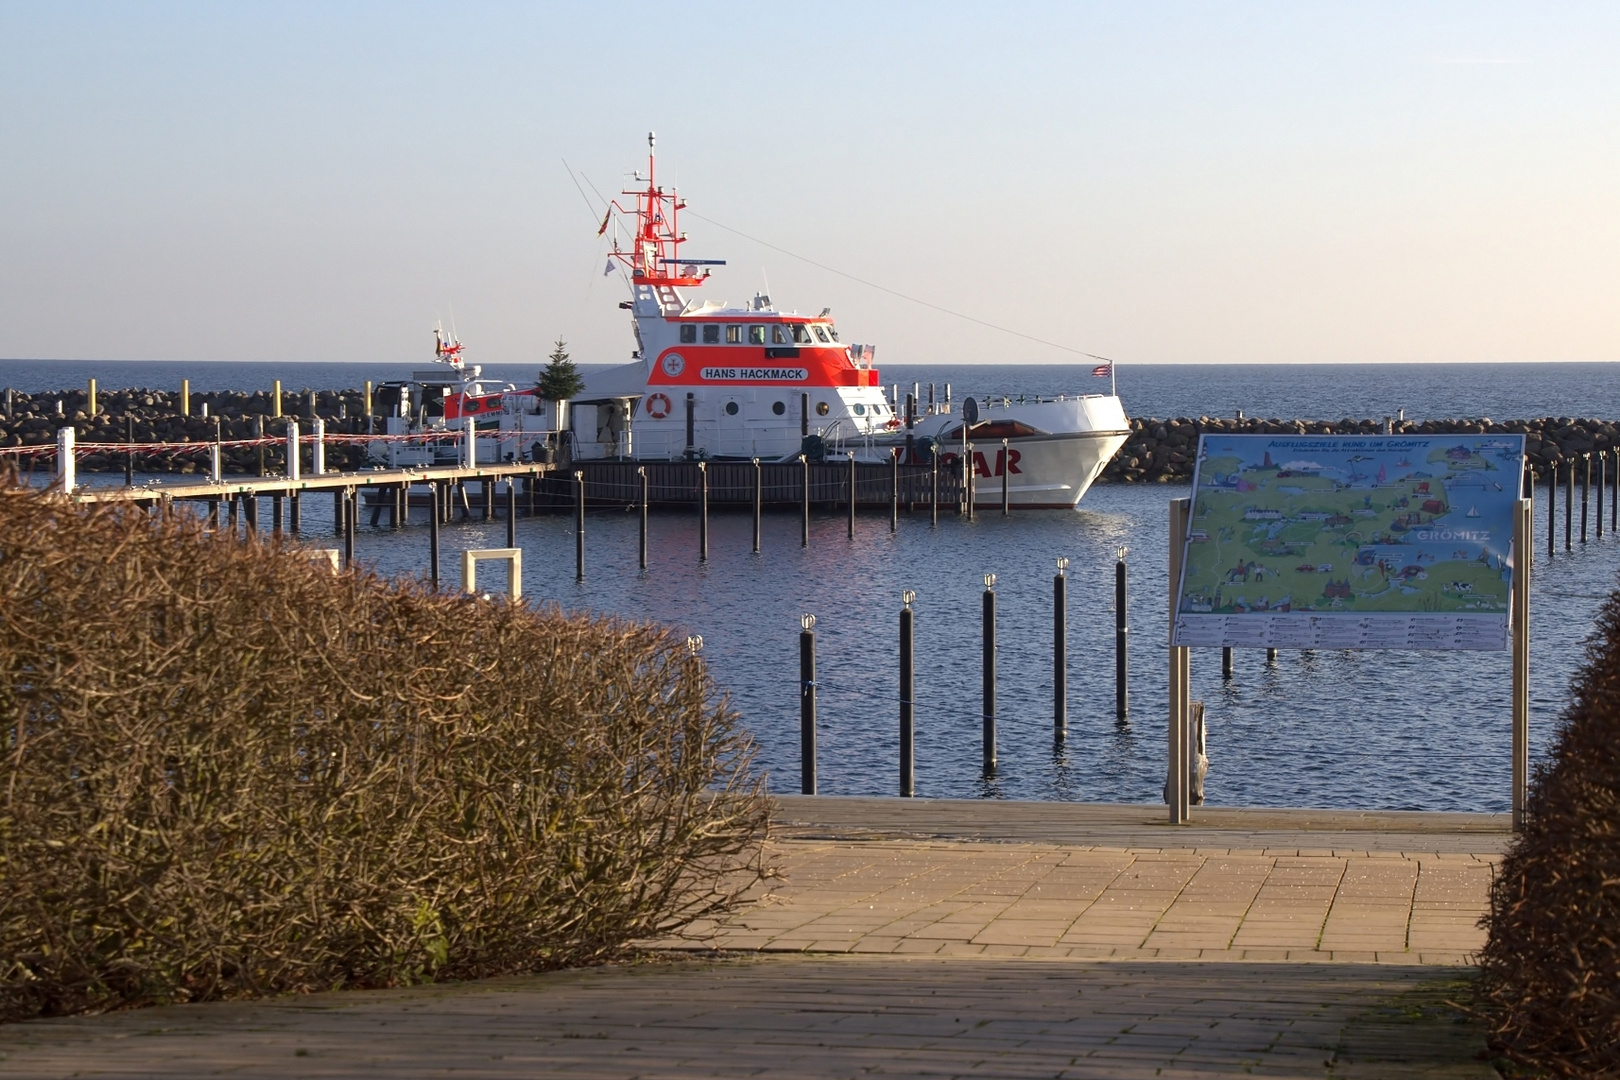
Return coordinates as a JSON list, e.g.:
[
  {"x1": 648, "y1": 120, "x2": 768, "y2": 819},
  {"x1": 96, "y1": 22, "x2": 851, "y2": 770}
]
[{"x1": 538, "y1": 340, "x2": 585, "y2": 402}]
